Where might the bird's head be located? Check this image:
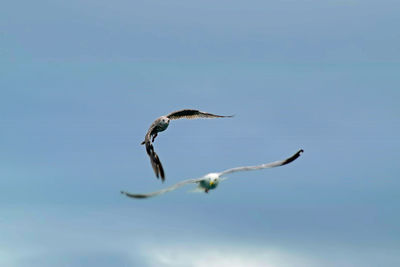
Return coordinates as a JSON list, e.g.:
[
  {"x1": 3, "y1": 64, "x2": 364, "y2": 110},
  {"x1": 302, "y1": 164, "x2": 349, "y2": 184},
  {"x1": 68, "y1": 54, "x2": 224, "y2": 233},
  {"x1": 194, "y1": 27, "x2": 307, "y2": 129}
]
[
  {"x1": 206, "y1": 173, "x2": 220, "y2": 187},
  {"x1": 160, "y1": 116, "x2": 170, "y2": 124}
]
